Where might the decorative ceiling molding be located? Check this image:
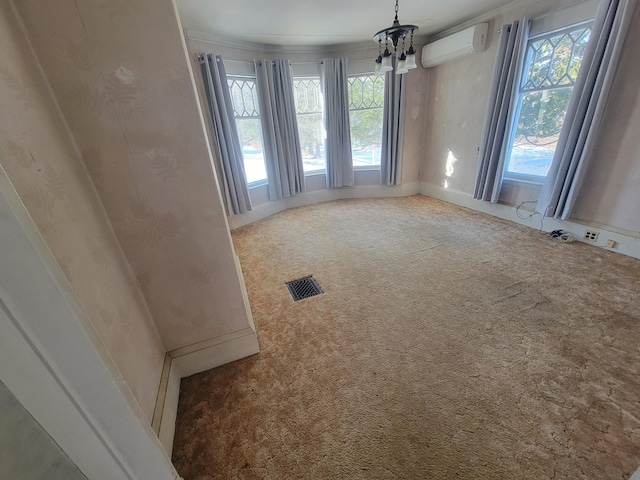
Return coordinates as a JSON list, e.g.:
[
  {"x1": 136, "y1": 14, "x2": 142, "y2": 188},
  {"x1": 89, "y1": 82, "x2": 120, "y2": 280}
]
[
  {"x1": 429, "y1": 0, "x2": 573, "y2": 41},
  {"x1": 185, "y1": 29, "x2": 429, "y2": 56}
]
